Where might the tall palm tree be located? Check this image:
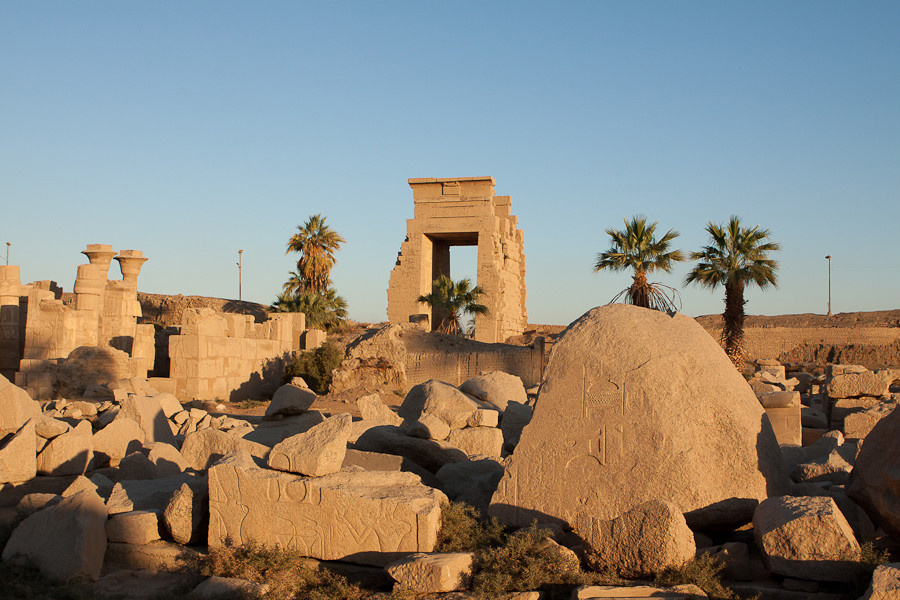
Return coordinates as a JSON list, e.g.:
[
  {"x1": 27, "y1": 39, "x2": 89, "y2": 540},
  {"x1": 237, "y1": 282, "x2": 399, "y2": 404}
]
[
  {"x1": 417, "y1": 275, "x2": 488, "y2": 337},
  {"x1": 593, "y1": 215, "x2": 685, "y2": 311},
  {"x1": 270, "y1": 287, "x2": 348, "y2": 331},
  {"x1": 685, "y1": 215, "x2": 780, "y2": 365},
  {"x1": 285, "y1": 214, "x2": 346, "y2": 294}
]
